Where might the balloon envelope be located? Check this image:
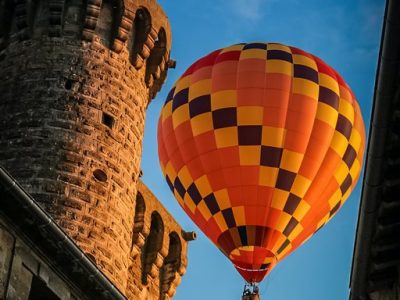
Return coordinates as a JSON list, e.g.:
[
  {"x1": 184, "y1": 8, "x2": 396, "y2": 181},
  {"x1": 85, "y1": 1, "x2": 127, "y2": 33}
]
[{"x1": 157, "y1": 42, "x2": 365, "y2": 283}]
